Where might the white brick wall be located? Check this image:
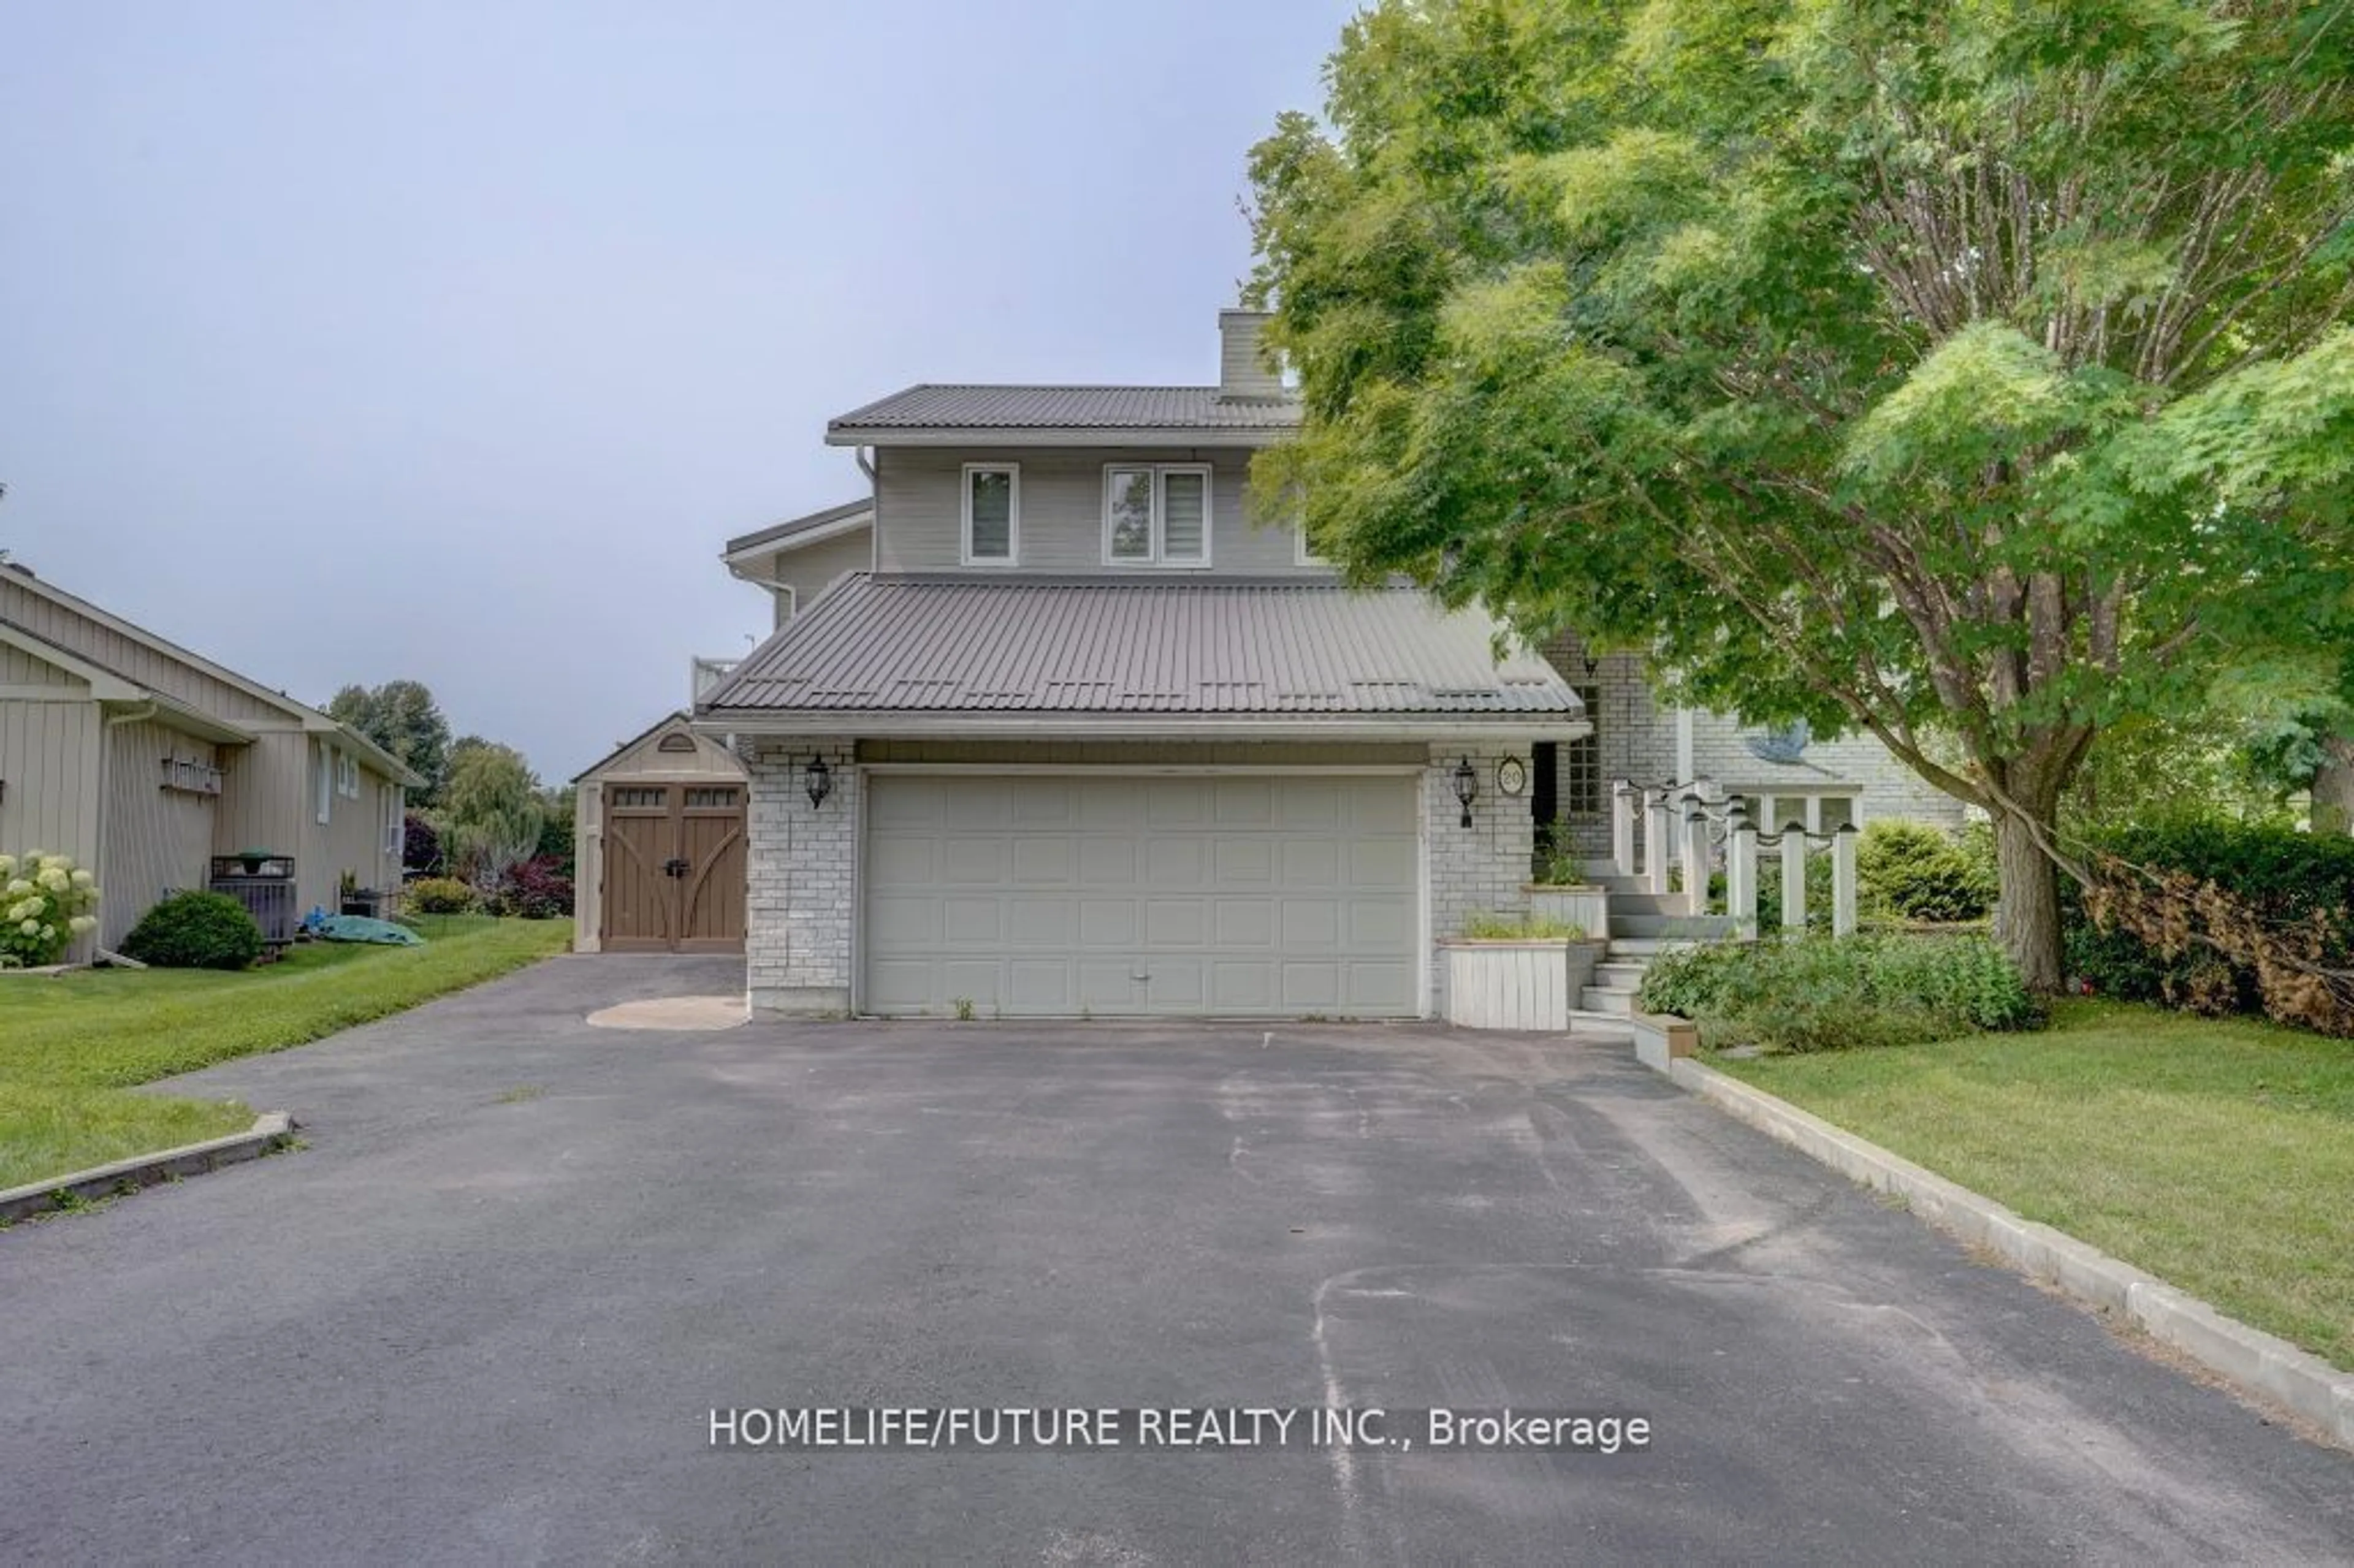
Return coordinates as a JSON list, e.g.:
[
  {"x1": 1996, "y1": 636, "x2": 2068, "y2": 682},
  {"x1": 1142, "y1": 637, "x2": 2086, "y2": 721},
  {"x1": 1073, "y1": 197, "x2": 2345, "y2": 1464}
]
[
  {"x1": 1426, "y1": 742, "x2": 1536, "y2": 1013},
  {"x1": 743, "y1": 739, "x2": 856, "y2": 1013}
]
